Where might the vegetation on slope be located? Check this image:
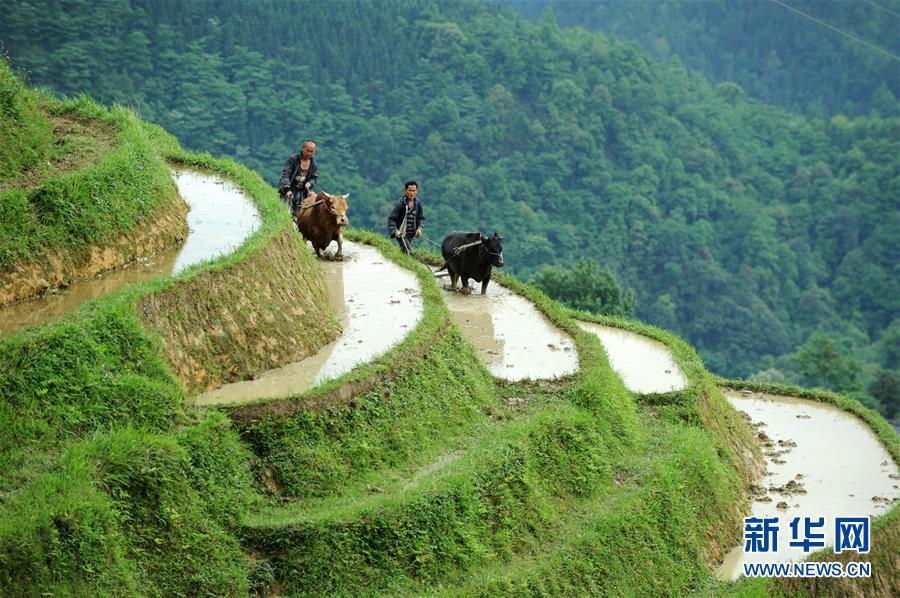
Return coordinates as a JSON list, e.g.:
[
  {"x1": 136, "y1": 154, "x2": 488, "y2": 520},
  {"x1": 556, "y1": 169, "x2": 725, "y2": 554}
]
[
  {"x1": 1, "y1": 0, "x2": 896, "y2": 416},
  {"x1": 1, "y1": 172, "x2": 893, "y2": 595},
  {"x1": 0, "y1": 105, "x2": 338, "y2": 594},
  {"x1": 0, "y1": 58, "x2": 53, "y2": 182},
  {"x1": 0, "y1": 62, "x2": 177, "y2": 269},
  {"x1": 0, "y1": 157, "x2": 763, "y2": 595},
  {"x1": 224, "y1": 234, "x2": 758, "y2": 595},
  {"x1": 0, "y1": 59, "x2": 186, "y2": 306},
  {"x1": 0, "y1": 298, "x2": 255, "y2": 594}
]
